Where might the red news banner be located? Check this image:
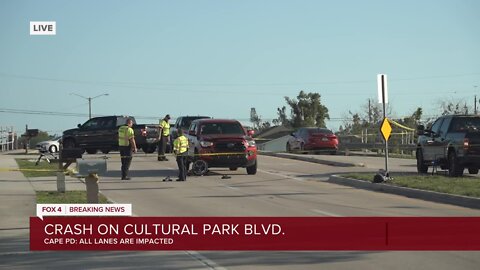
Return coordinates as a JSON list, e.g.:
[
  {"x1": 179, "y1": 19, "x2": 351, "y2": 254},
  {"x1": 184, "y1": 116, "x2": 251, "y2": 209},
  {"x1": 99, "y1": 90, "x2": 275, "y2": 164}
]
[{"x1": 30, "y1": 217, "x2": 480, "y2": 250}]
